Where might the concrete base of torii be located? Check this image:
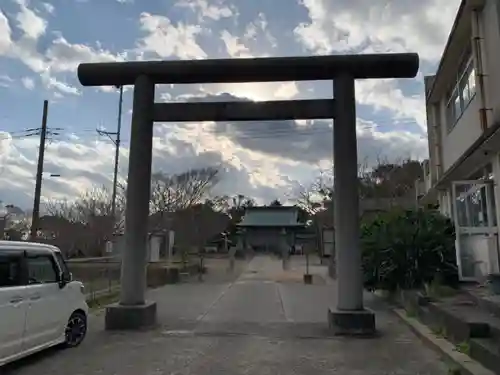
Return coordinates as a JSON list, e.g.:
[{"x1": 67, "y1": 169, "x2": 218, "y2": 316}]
[{"x1": 105, "y1": 301, "x2": 157, "y2": 330}]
